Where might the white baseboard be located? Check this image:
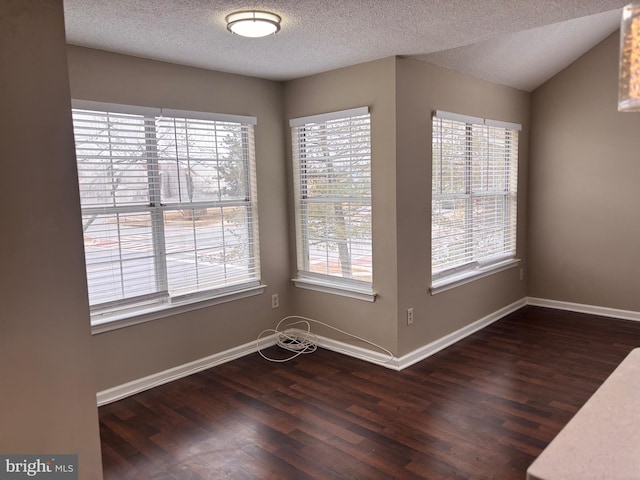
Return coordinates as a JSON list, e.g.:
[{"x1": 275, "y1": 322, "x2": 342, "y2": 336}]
[
  {"x1": 103, "y1": 295, "x2": 639, "y2": 405},
  {"x1": 97, "y1": 298, "x2": 530, "y2": 405},
  {"x1": 526, "y1": 297, "x2": 640, "y2": 323},
  {"x1": 286, "y1": 328, "x2": 401, "y2": 370},
  {"x1": 395, "y1": 298, "x2": 528, "y2": 370},
  {"x1": 309, "y1": 298, "x2": 527, "y2": 371},
  {"x1": 97, "y1": 334, "x2": 277, "y2": 406}
]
